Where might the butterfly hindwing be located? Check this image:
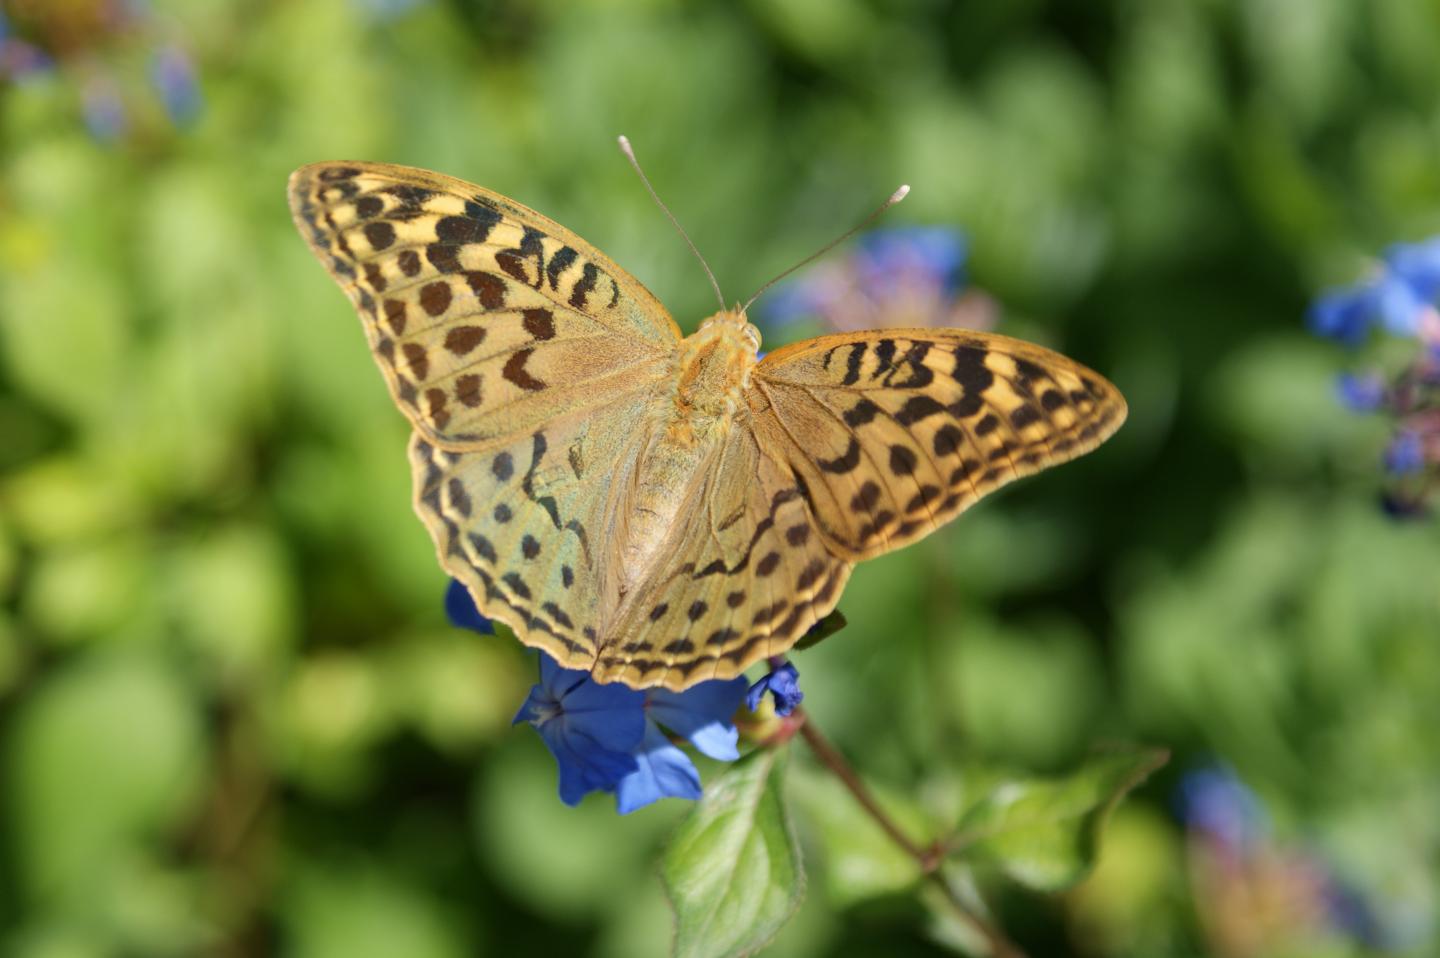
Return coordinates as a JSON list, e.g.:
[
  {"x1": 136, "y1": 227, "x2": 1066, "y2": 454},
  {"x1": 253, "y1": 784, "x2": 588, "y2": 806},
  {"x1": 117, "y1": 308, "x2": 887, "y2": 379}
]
[
  {"x1": 410, "y1": 390, "x2": 666, "y2": 672},
  {"x1": 750, "y1": 329, "x2": 1127, "y2": 561},
  {"x1": 288, "y1": 162, "x2": 681, "y2": 448},
  {"x1": 592, "y1": 425, "x2": 852, "y2": 688}
]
